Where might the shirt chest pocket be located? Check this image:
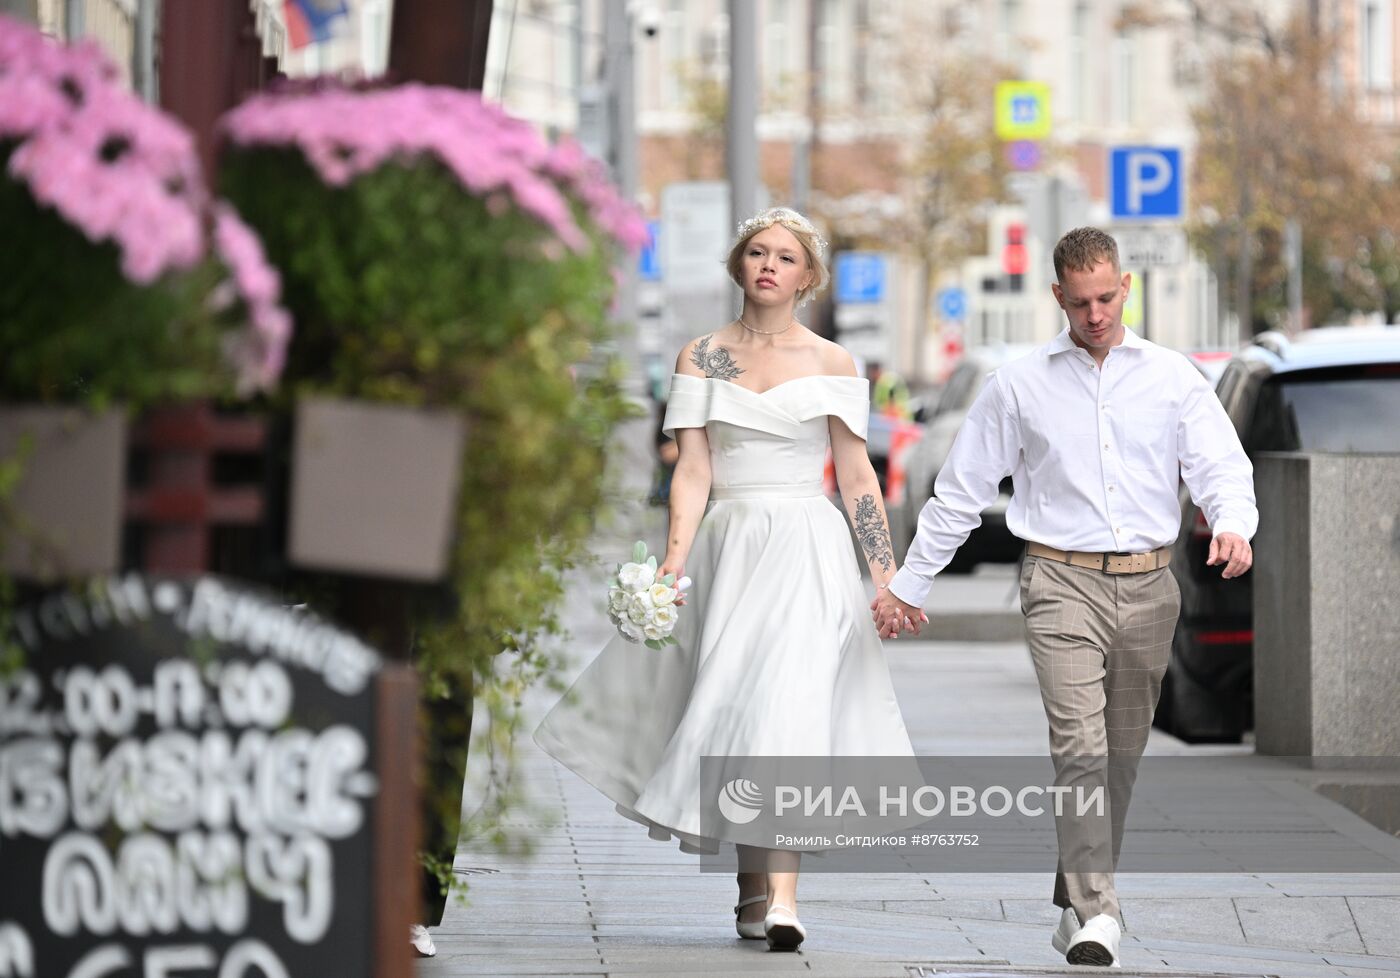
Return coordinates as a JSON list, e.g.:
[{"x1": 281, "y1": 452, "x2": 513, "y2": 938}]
[{"x1": 1118, "y1": 407, "x2": 1174, "y2": 471}]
